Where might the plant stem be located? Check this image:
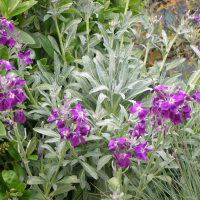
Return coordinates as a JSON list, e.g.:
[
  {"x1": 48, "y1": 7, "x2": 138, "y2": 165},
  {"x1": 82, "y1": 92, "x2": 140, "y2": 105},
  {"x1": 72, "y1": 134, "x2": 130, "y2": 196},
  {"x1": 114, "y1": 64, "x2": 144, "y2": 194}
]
[
  {"x1": 66, "y1": 140, "x2": 78, "y2": 159},
  {"x1": 134, "y1": 133, "x2": 162, "y2": 200},
  {"x1": 54, "y1": 16, "x2": 66, "y2": 63},
  {"x1": 15, "y1": 49, "x2": 37, "y2": 105},
  {"x1": 143, "y1": 41, "x2": 151, "y2": 68},
  {"x1": 120, "y1": 0, "x2": 129, "y2": 50},
  {"x1": 118, "y1": 167, "x2": 124, "y2": 199},
  {"x1": 13, "y1": 122, "x2": 46, "y2": 199},
  {"x1": 45, "y1": 140, "x2": 68, "y2": 196},
  {"x1": 24, "y1": 82, "x2": 38, "y2": 105},
  {"x1": 186, "y1": 69, "x2": 200, "y2": 94},
  {"x1": 86, "y1": 1, "x2": 90, "y2": 52},
  {"x1": 160, "y1": 34, "x2": 178, "y2": 72}
]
